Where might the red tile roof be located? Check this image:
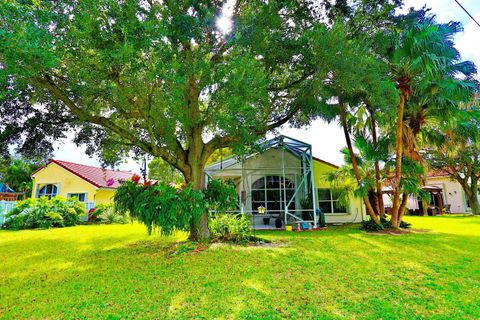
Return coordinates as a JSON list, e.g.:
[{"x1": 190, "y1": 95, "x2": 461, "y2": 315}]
[
  {"x1": 426, "y1": 169, "x2": 451, "y2": 178},
  {"x1": 32, "y1": 159, "x2": 138, "y2": 189}
]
